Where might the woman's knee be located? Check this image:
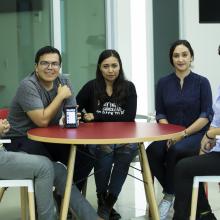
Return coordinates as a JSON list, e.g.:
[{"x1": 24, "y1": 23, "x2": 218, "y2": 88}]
[
  {"x1": 95, "y1": 149, "x2": 114, "y2": 166},
  {"x1": 115, "y1": 145, "x2": 137, "y2": 164},
  {"x1": 167, "y1": 140, "x2": 188, "y2": 156},
  {"x1": 146, "y1": 141, "x2": 166, "y2": 158},
  {"x1": 170, "y1": 137, "x2": 201, "y2": 157},
  {"x1": 95, "y1": 145, "x2": 114, "y2": 158}
]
